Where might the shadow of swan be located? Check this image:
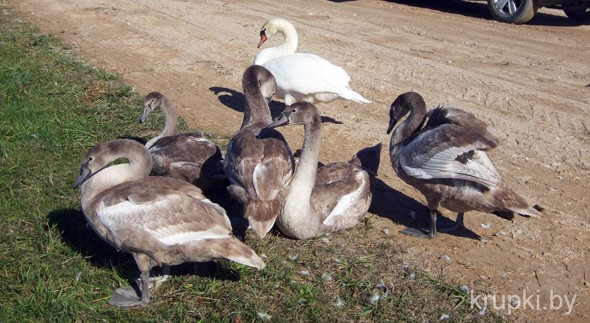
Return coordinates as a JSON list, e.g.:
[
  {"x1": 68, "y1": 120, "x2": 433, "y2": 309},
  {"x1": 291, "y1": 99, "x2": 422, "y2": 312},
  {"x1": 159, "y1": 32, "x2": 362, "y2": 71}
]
[
  {"x1": 209, "y1": 86, "x2": 344, "y2": 124},
  {"x1": 368, "y1": 177, "x2": 482, "y2": 240},
  {"x1": 47, "y1": 207, "x2": 243, "y2": 282}
]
